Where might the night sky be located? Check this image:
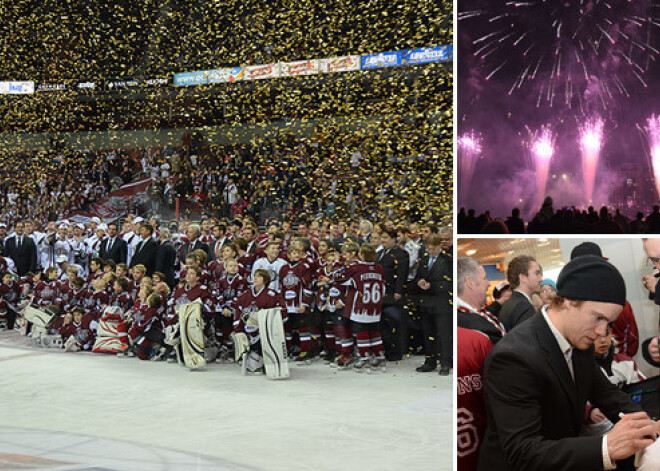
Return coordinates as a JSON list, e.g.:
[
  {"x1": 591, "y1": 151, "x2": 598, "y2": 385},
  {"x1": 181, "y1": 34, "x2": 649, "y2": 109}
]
[{"x1": 458, "y1": 0, "x2": 660, "y2": 217}]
